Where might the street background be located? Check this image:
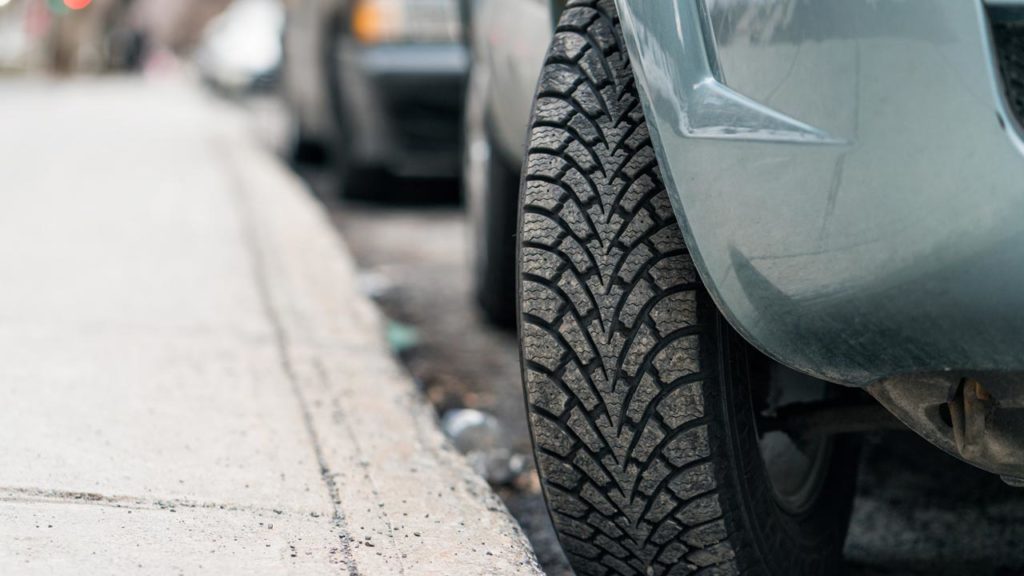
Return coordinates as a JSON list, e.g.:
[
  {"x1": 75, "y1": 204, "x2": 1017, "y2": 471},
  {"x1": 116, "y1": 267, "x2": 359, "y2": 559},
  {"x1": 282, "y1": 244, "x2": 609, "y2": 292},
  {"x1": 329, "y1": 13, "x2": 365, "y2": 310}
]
[{"x1": 2, "y1": 0, "x2": 1024, "y2": 573}]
